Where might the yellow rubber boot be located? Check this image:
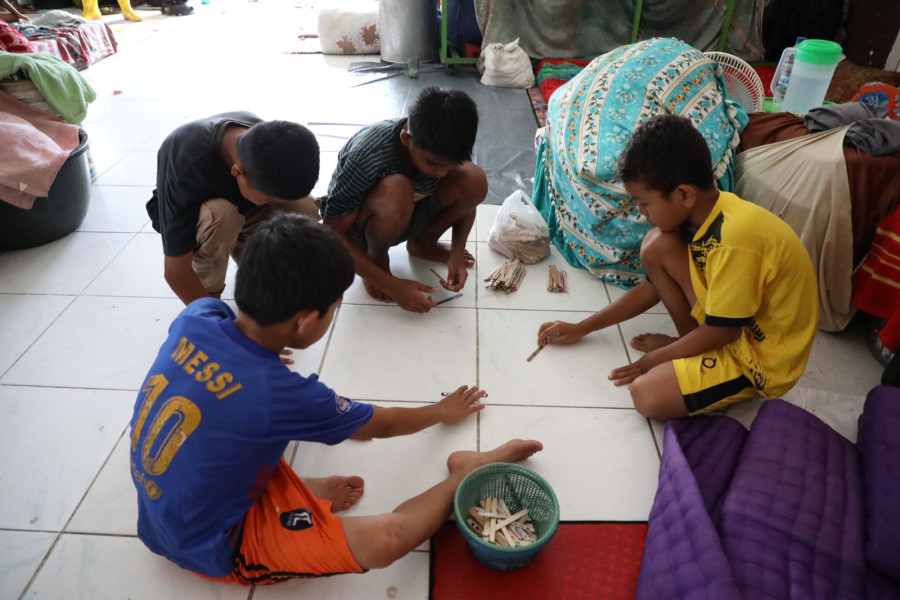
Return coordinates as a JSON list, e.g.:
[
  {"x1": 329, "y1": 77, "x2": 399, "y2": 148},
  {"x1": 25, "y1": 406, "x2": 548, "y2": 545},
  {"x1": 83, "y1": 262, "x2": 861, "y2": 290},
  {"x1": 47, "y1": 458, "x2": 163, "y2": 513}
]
[
  {"x1": 81, "y1": 0, "x2": 103, "y2": 20},
  {"x1": 117, "y1": 0, "x2": 142, "y2": 21}
]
